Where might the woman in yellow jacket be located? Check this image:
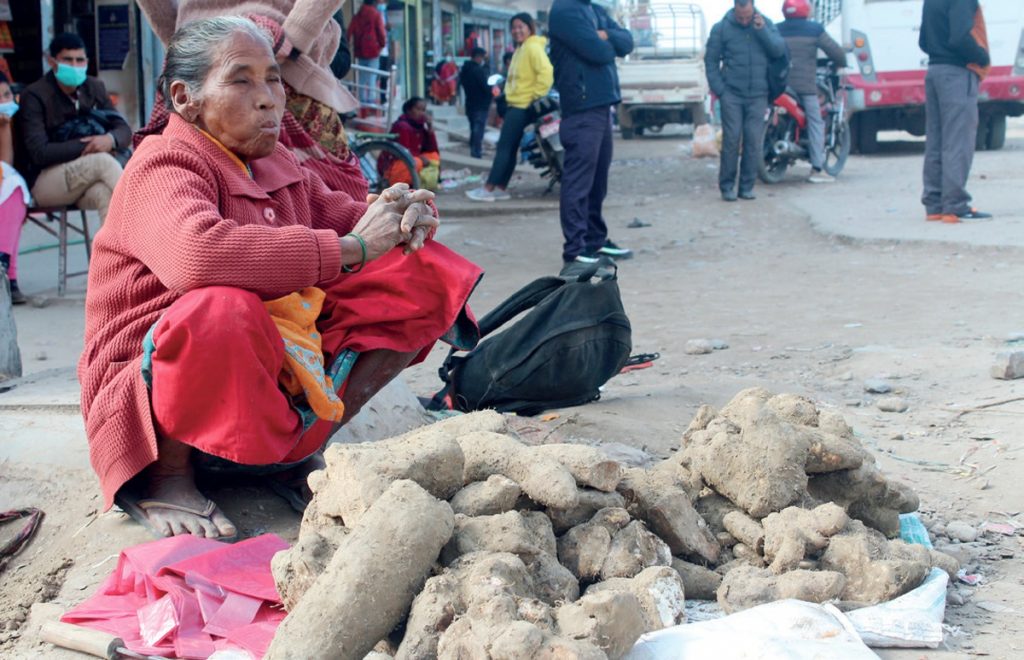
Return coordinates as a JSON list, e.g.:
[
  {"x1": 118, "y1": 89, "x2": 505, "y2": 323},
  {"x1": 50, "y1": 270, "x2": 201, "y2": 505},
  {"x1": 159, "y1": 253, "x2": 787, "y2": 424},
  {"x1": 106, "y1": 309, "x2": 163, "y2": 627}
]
[{"x1": 467, "y1": 13, "x2": 553, "y2": 202}]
